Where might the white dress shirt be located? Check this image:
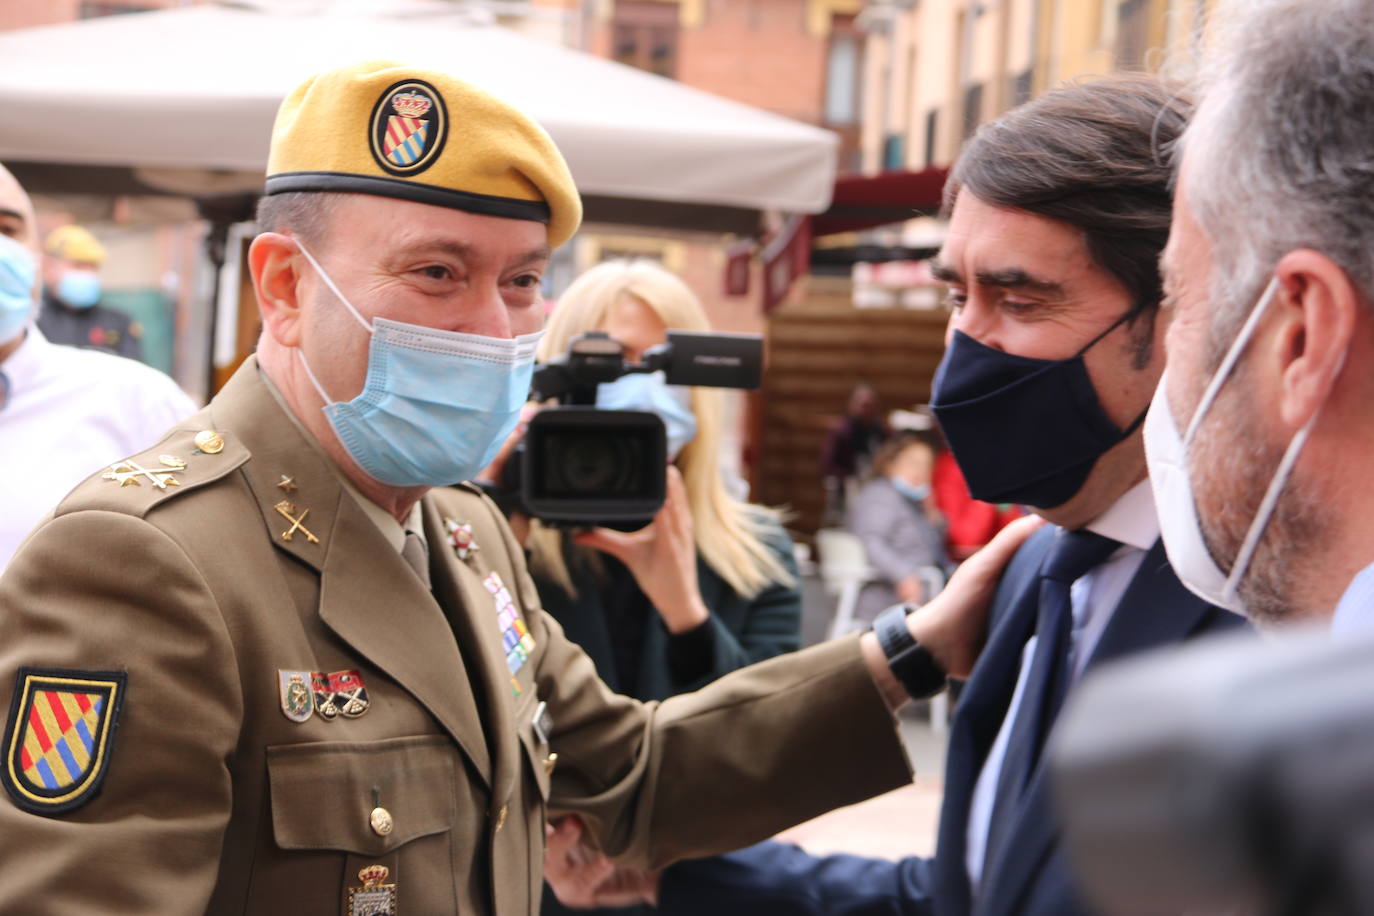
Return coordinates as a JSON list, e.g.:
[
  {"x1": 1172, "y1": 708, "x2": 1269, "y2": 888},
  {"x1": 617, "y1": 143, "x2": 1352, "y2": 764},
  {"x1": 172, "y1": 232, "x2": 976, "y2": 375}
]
[
  {"x1": 965, "y1": 480, "x2": 1160, "y2": 891},
  {"x1": 0, "y1": 326, "x2": 197, "y2": 570}
]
